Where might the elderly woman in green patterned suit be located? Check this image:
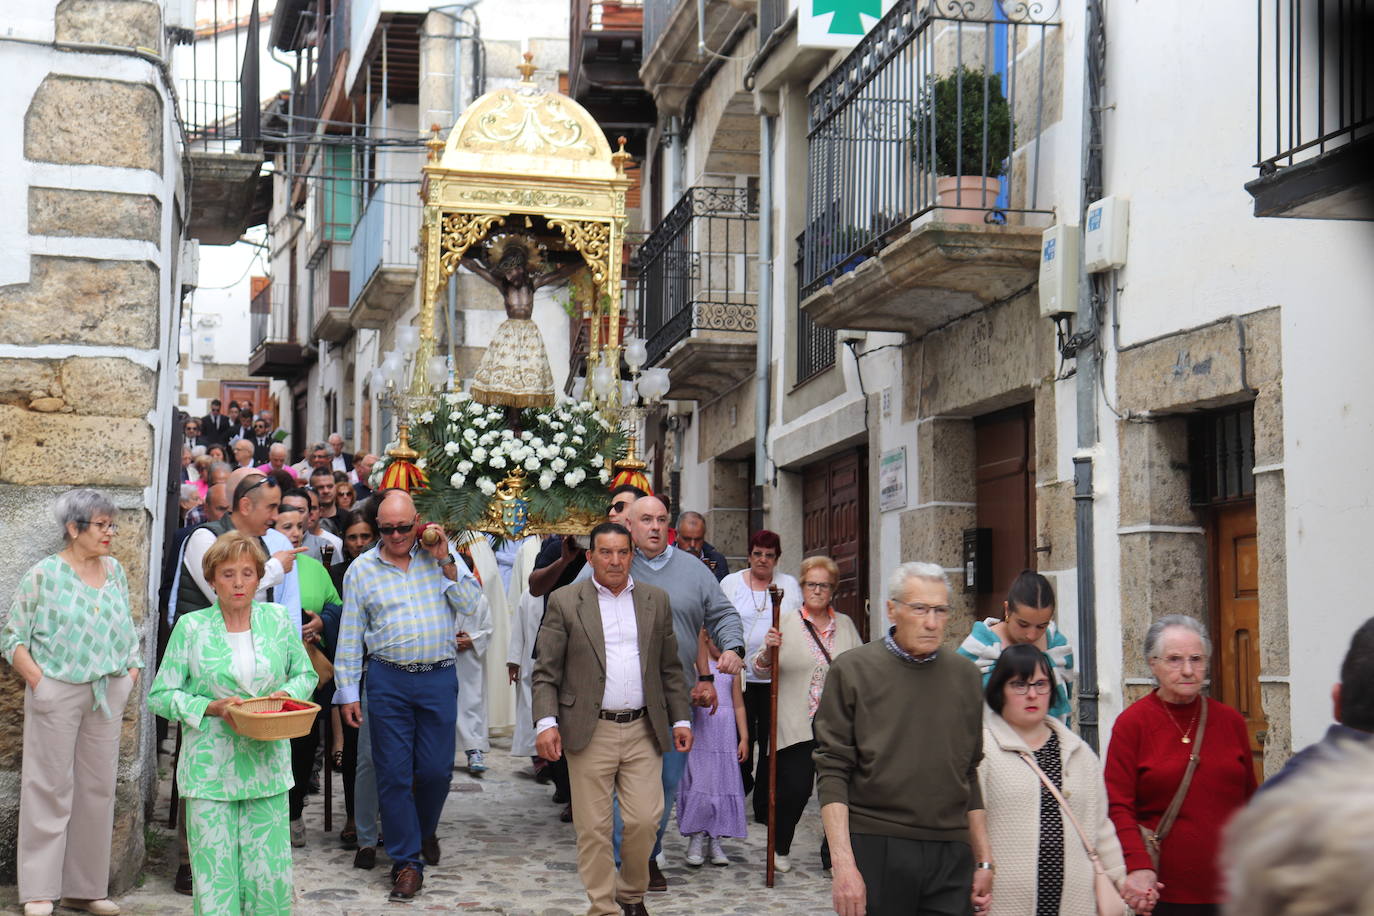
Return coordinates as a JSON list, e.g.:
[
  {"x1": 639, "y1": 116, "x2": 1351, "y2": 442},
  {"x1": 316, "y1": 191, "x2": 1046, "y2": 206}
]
[
  {"x1": 3, "y1": 489, "x2": 142, "y2": 916},
  {"x1": 149, "y1": 530, "x2": 317, "y2": 915}
]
